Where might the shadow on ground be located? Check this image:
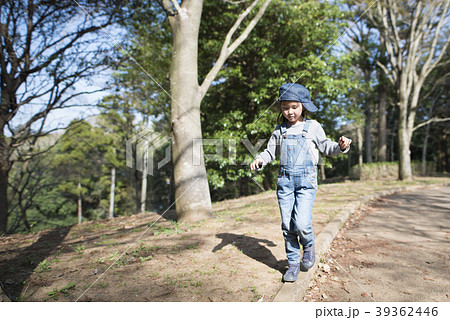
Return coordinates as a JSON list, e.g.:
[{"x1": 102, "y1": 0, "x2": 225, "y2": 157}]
[
  {"x1": 0, "y1": 226, "x2": 71, "y2": 301},
  {"x1": 213, "y1": 233, "x2": 286, "y2": 274}
]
